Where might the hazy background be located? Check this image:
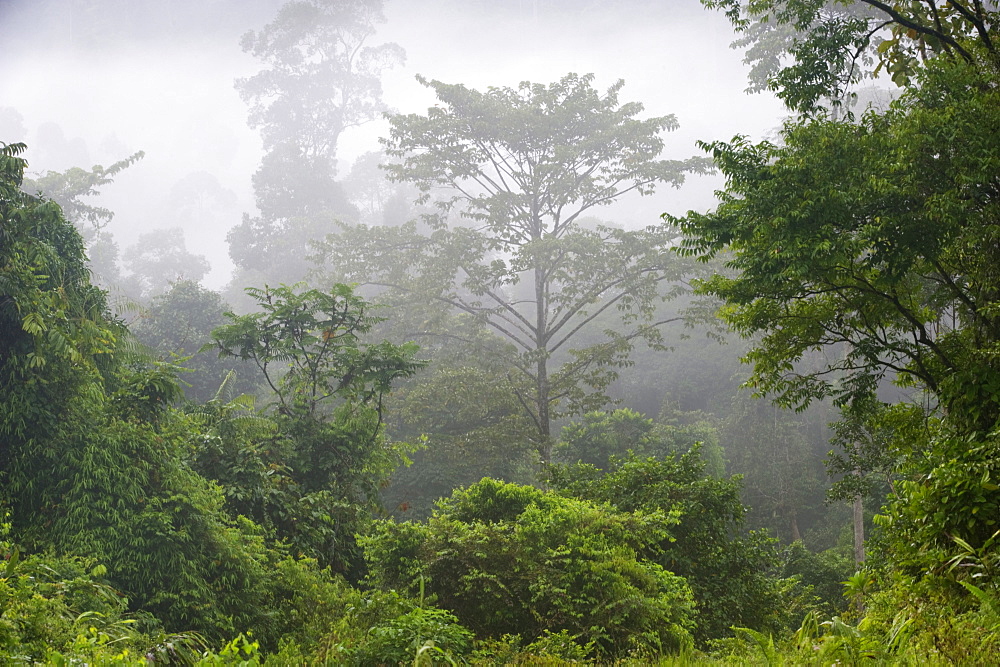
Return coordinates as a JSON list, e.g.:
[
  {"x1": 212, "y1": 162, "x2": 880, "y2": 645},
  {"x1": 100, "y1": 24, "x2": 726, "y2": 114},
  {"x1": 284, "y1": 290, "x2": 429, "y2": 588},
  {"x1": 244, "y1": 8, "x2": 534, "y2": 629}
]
[{"x1": 0, "y1": 0, "x2": 784, "y2": 289}]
